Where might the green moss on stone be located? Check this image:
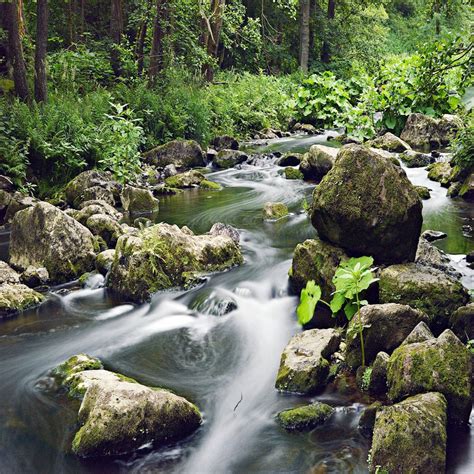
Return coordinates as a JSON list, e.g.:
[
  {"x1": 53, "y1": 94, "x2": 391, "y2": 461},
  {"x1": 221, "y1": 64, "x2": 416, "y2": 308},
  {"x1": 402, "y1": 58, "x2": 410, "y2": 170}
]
[
  {"x1": 284, "y1": 167, "x2": 304, "y2": 180},
  {"x1": 277, "y1": 402, "x2": 334, "y2": 431}
]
